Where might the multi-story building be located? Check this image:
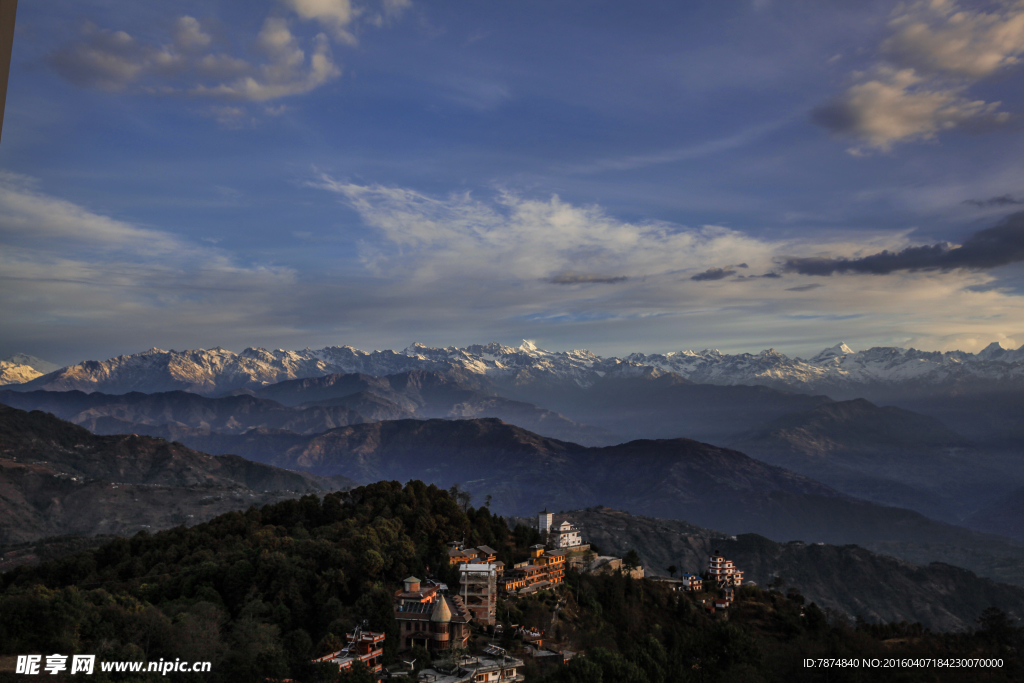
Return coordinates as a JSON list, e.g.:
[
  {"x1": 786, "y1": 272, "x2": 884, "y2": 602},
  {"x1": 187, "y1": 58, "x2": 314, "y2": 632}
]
[
  {"x1": 312, "y1": 629, "x2": 385, "y2": 675},
  {"x1": 538, "y1": 508, "x2": 554, "y2": 534},
  {"x1": 679, "y1": 573, "x2": 703, "y2": 592},
  {"x1": 394, "y1": 594, "x2": 472, "y2": 652},
  {"x1": 549, "y1": 520, "x2": 582, "y2": 549},
  {"x1": 707, "y1": 551, "x2": 744, "y2": 587},
  {"x1": 499, "y1": 545, "x2": 566, "y2": 595},
  {"x1": 447, "y1": 542, "x2": 503, "y2": 574},
  {"x1": 460, "y1": 563, "x2": 498, "y2": 625}
]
